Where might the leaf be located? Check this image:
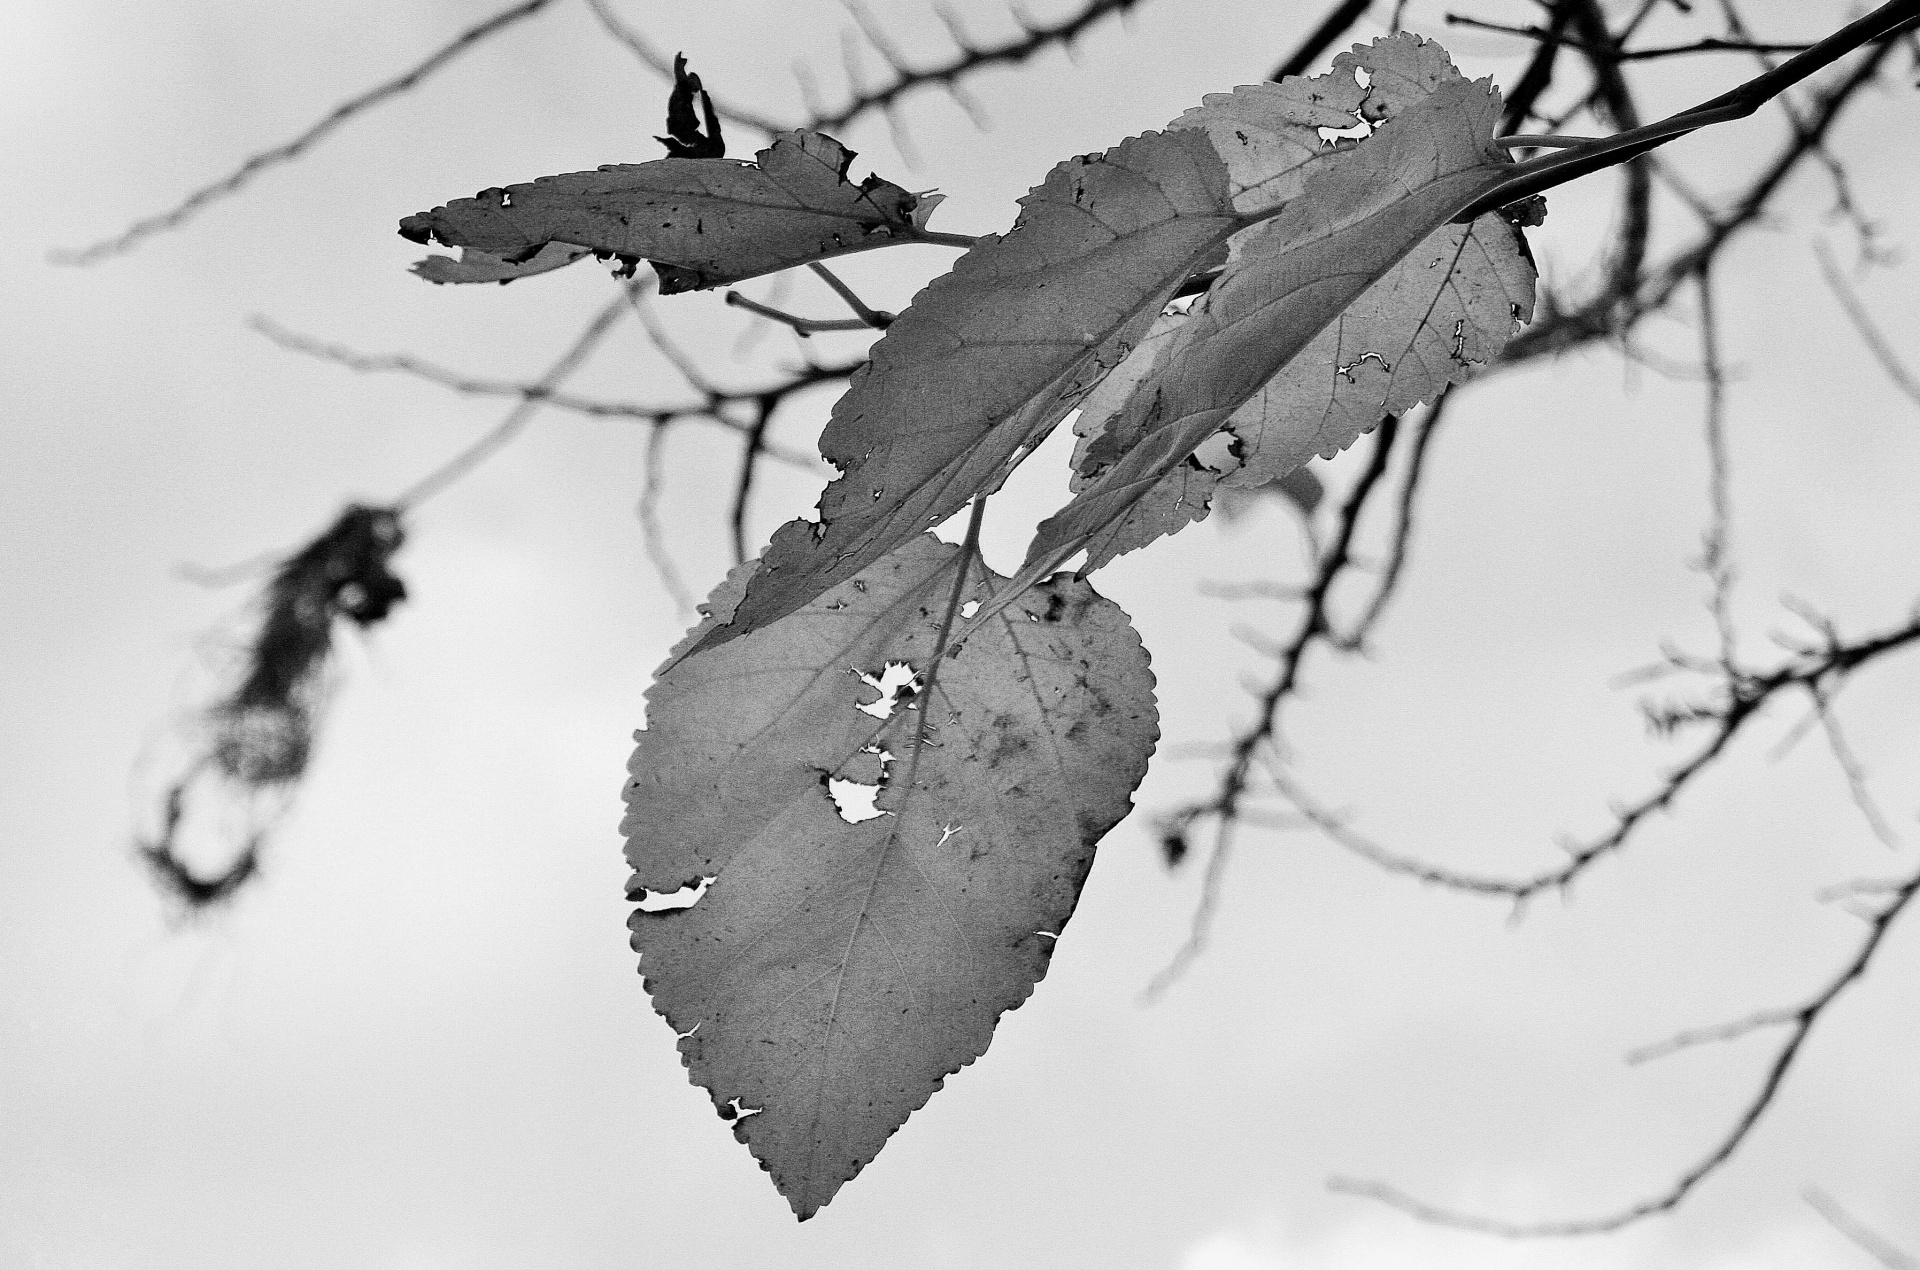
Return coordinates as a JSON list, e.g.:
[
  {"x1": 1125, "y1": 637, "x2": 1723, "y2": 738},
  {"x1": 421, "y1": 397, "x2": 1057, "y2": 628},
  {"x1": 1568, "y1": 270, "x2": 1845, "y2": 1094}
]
[
  {"x1": 398, "y1": 131, "x2": 926, "y2": 294},
  {"x1": 624, "y1": 535, "x2": 1158, "y2": 1219},
  {"x1": 1166, "y1": 34, "x2": 1463, "y2": 215},
  {"x1": 656, "y1": 53, "x2": 725, "y2": 159},
  {"x1": 1023, "y1": 40, "x2": 1525, "y2": 578},
  {"x1": 1218, "y1": 210, "x2": 1534, "y2": 488},
  {"x1": 676, "y1": 128, "x2": 1240, "y2": 661},
  {"x1": 408, "y1": 241, "x2": 591, "y2": 285}
]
